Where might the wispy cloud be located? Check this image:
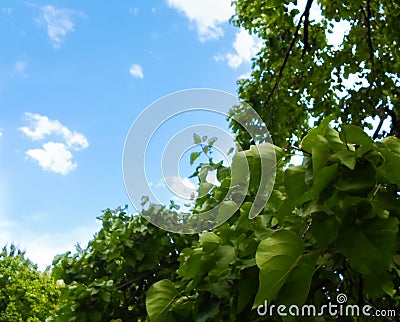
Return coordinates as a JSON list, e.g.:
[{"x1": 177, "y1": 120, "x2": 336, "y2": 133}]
[
  {"x1": 167, "y1": 0, "x2": 234, "y2": 41},
  {"x1": 217, "y1": 29, "x2": 262, "y2": 69},
  {"x1": 129, "y1": 8, "x2": 139, "y2": 15},
  {"x1": 0, "y1": 219, "x2": 100, "y2": 270},
  {"x1": 13, "y1": 60, "x2": 28, "y2": 76},
  {"x1": 20, "y1": 113, "x2": 89, "y2": 175},
  {"x1": 39, "y1": 5, "x2": 82, "y2": 48},
  {"x1": 129, "y1": 64, "x2": 144, "y2": 79},
  {"x1": 2, "y1": 8, "x2": 12, "y2": 16}
]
